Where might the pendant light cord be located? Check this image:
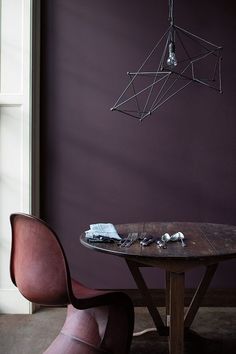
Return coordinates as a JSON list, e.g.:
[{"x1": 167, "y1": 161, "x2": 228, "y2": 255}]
[{"x1": 168, "y1": 0, "x2": 174, "y2": 26}]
